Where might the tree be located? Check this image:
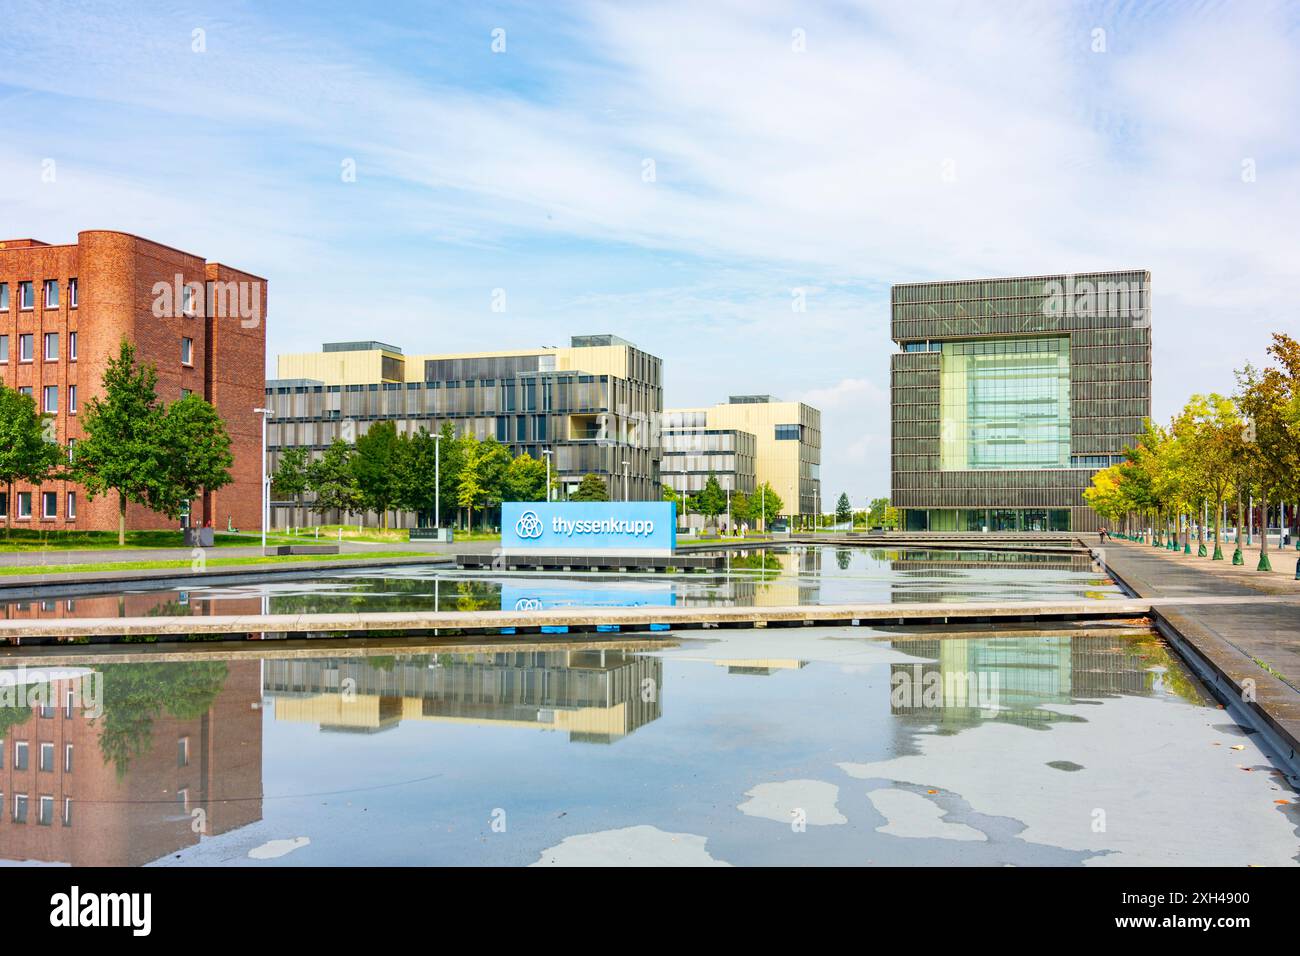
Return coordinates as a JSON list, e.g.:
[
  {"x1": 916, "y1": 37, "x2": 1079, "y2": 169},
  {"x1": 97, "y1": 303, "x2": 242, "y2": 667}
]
[
  {"x1": 1237, "y1": 342, "x2": 1300, "y2": 570},
  {"x1": 866, "y1": 497, "x2": 892, "y2": 528},
  {"x1": 272, "y1": 446, "x2": 311, "y2": 510},
  {"x1": 753, "y1": 481, "x2": 783, "y2": 528},
  {"x1": 502, "y1": 452, "x2": 549, "y2": 502},
  {"x1": 393, "y1": 428, "x2": 440, "y2": 524},
  {"x1": 835, "y1": 492, "x2": 852, "y2": 525},
  {"x1": 74, "y1": 340, "x2": 169, "y2": 546},
  {"x1": 694, "y1": 473, "x2": 726, "y2": 527},
  {"x1": 572, "y1": 473, "x2": 609, "y2": 501},
  {"x1": 1178, "y1": 394, "x2": 1244, "y2": 559},
  {"x1": 307, "y1": 439, "x2": 362, "y2": 516},
  {"x1": 152, "y1": 395, "x2": 234, "y2": 521},
  {"x1": 1083, "y1": 464, "x2": 1130, "y2": 531},
  {"x1": 352, "y1": 421, "x2": 402, "y2": 529},
  {"x1": 0, "y1": 382, "x2": 63, "y2": 537}
]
